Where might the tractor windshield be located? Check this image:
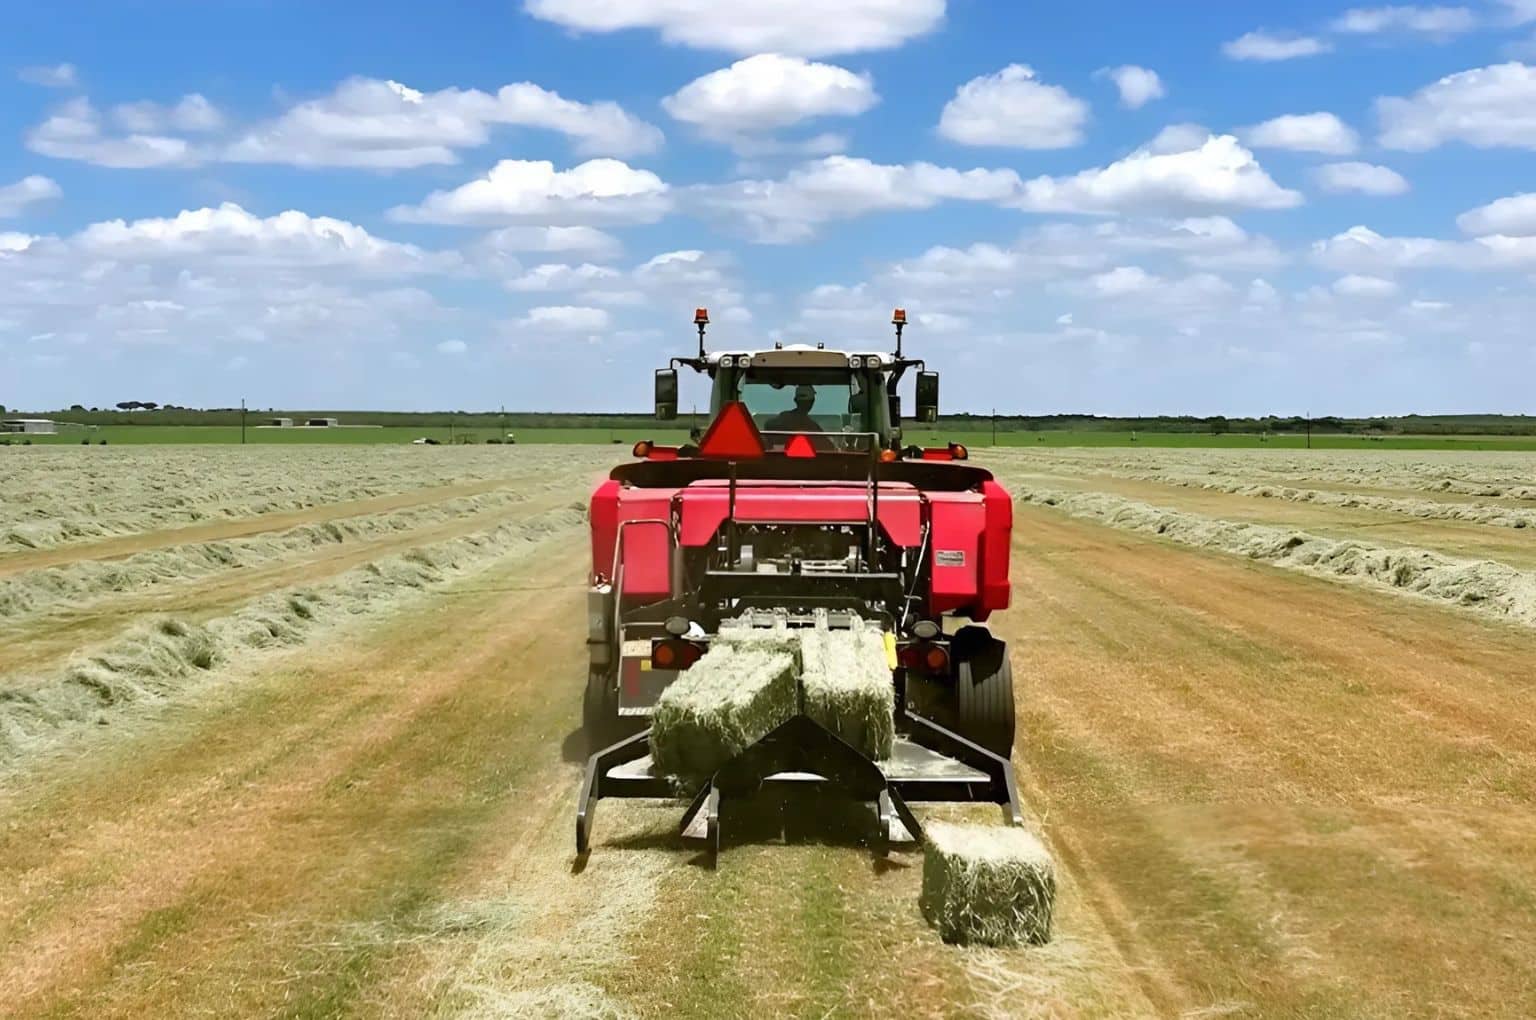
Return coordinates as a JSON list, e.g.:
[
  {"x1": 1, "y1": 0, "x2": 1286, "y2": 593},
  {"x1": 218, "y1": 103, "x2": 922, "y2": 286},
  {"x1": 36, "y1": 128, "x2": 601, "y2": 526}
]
[{"x1": 735, "y1": 367, "x2": 876, "y2": 436}]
